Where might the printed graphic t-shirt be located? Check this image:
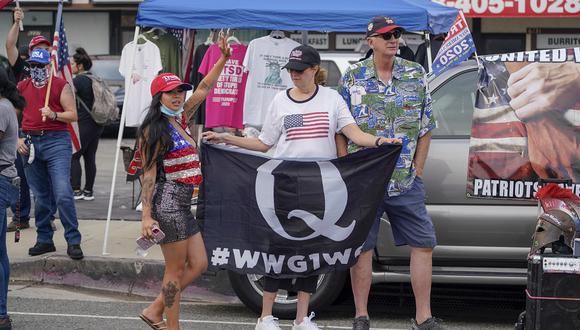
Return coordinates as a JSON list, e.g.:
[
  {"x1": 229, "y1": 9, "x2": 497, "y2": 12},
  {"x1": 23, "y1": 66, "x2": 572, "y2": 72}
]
[
  {"x1": 242, "y1": 36, "x2": 300, "y2": 128},
  {"x1": 119, "y1": 40, "x2": 163, "y2": 127},
  {"x1": 259, "y1": 85, "x2": 356, "y2": 159},
  {"x1": 199, "y1": 43, "x2": 248, "y2": 129}
]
